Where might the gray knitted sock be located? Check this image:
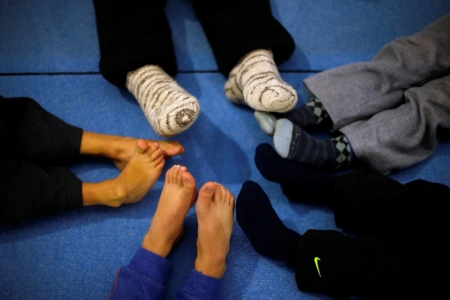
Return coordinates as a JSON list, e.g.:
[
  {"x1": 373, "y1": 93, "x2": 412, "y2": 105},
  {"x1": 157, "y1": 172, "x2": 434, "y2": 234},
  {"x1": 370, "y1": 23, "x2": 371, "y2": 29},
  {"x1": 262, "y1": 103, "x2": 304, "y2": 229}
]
[
  {"x1": 225, "y1": 49, "x2": 297, "y2": 113},
  {"x1": 126, "y1": 65, "x2": 200, "y2": 137}
]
